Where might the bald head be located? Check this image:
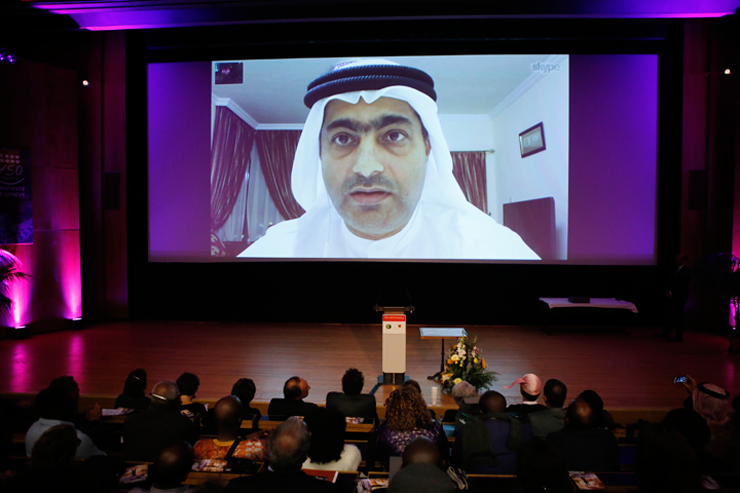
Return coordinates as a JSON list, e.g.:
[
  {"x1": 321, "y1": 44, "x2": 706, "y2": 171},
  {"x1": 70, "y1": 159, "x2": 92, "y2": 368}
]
[
  {"x1": 152, "y1": 441, "x2": 194, "y2": 488},
  {"x1": 151, "y1": 381, "x2": 181, "y2": 406},
  {"x1": 566, "y1": 398, "x2": 595, "y2": 430},
  {"x1": 402, "y1": 437, "x2": 442, "y2": 469},
  {"x1": 479, "y1": 390, "x2": 507, "y2": 414},
  {"x1": 215, "y1": 396, "x2": 244, "y2": 437}
]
